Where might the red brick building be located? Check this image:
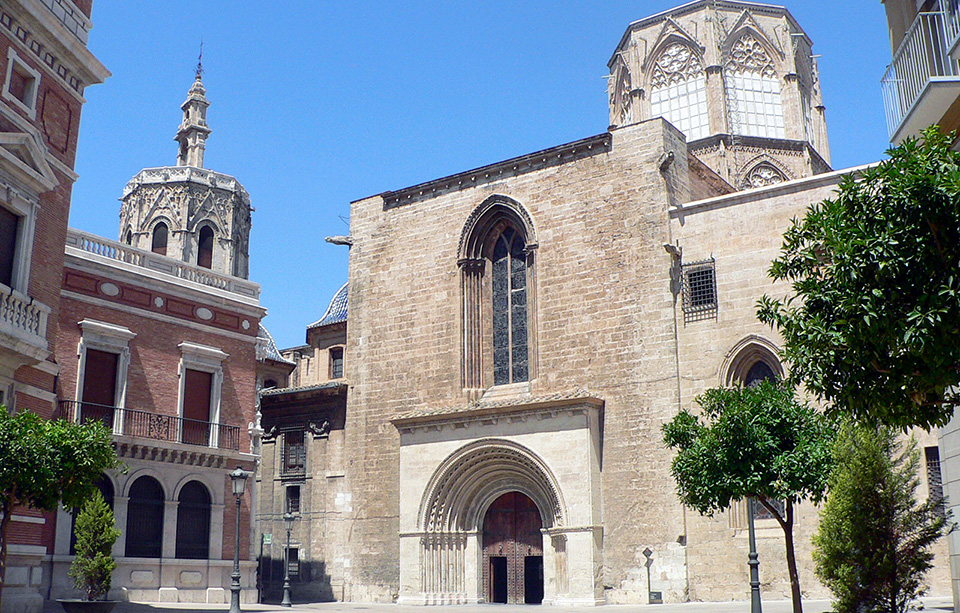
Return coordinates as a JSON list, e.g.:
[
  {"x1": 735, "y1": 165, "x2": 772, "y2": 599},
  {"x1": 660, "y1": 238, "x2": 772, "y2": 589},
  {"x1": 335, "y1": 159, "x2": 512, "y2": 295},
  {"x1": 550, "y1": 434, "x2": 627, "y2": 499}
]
[
  {"x1": 0, "y1": 2, "x2": 108, "y2": 612},
  {"x1": 48, "y1": 73, "x2": 267, "y2": 604}
]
